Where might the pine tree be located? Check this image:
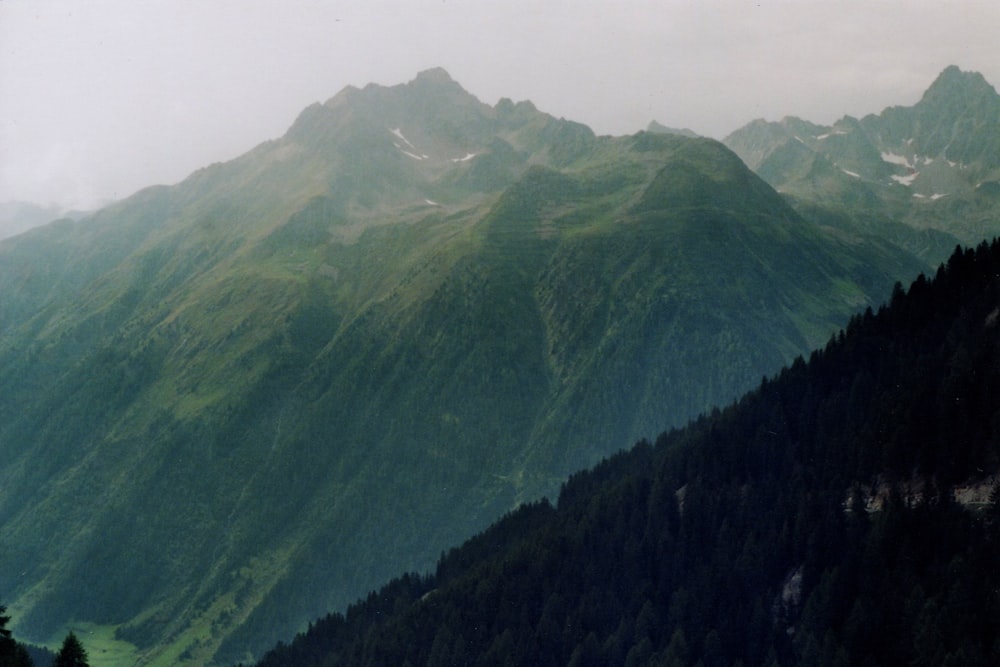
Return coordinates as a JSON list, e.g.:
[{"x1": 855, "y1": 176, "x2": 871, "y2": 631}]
[
  {"x1": 0, "y1": 606, "x2": 34, "y2": 667},
  {"x1": 0, "y1": 606, "x2": 13, "y2": 647},
  {"x1": 53, "y1": 632, "x2": 88, "y2": 667}
]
